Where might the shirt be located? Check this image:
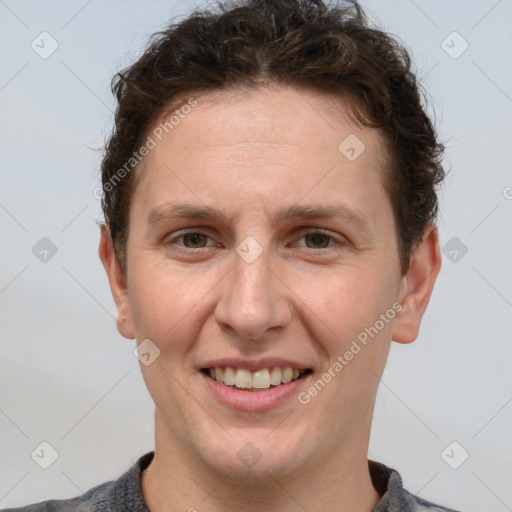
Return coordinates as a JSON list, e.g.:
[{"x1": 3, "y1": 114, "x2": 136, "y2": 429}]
[{"x1": 1, "y1": 452, "x2": 461, "y2": 511}]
